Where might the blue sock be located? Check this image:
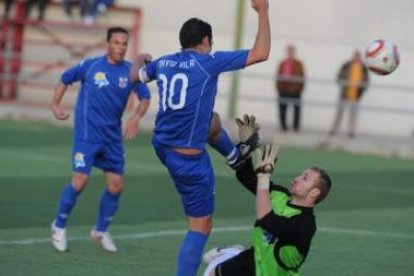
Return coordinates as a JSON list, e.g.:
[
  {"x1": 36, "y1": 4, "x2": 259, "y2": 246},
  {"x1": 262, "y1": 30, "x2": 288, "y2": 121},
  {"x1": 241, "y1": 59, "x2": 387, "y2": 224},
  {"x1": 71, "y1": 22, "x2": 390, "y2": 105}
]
[
  {"x1": 55, "y1": 184, "x2": 80, "y2": 228},
  {"x1": 209, "y1": 128, "x2": 239, "y2": 163},
  {"x1": 96, "y1": 189, "x2": 120, "y2": 232},
  {"x1": 176, "y1": 230, "x2": 209, "y2": 276}
]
